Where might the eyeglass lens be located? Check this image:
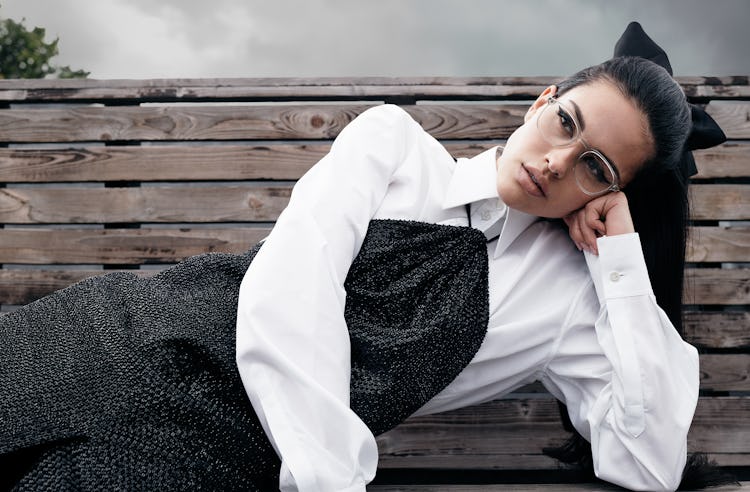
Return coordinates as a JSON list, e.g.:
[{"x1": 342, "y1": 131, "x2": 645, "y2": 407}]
[{"x1": 538, "y1": 100, "x2": 616, "y2": 194}]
